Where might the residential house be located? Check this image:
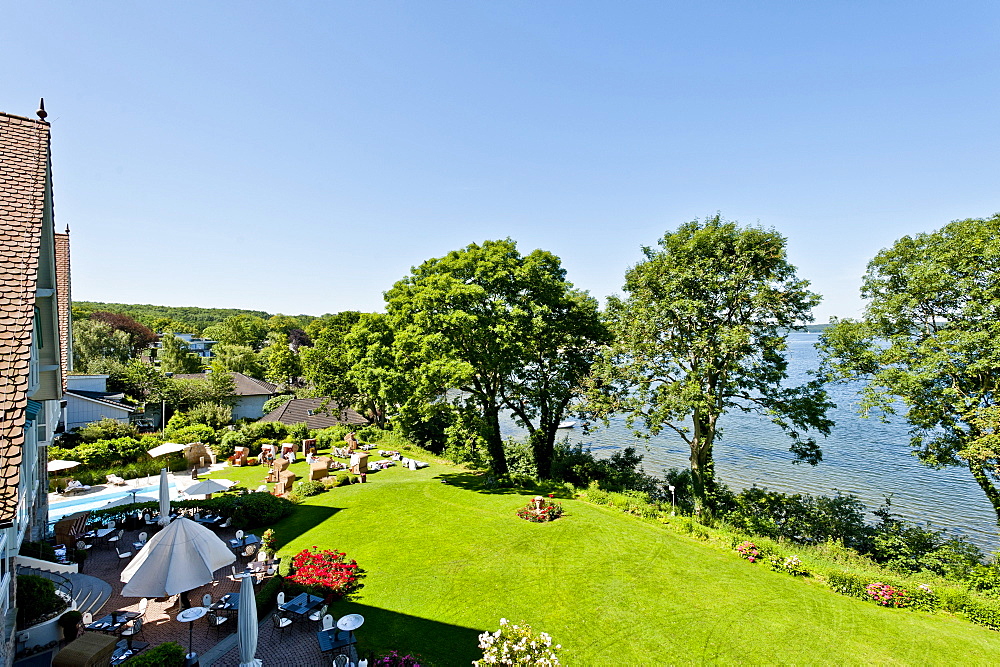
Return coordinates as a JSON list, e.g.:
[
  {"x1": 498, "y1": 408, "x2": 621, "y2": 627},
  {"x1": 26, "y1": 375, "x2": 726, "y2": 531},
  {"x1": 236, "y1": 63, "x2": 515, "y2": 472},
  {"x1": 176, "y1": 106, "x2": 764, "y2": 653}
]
[
  {"x1": 171, "y1": 371, "x2": 278, "y2": 420},
  {"x1": 0, "y1": 106, "x2": 65, "y2": 665},
  {"x1": 153, "y1": 332, "x2": 217, "y2": 359},
  {"x1": 259, "y1": 397, "x2": 367, "y2": 430},
  {"x1": 63, "y1": 374, "x2": 134, "y2": 430}
]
